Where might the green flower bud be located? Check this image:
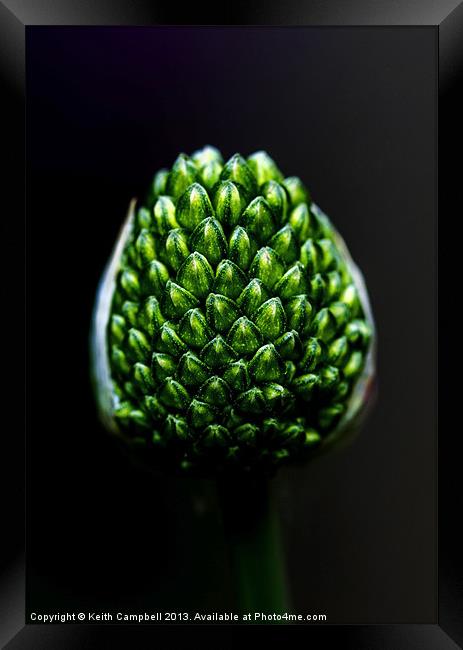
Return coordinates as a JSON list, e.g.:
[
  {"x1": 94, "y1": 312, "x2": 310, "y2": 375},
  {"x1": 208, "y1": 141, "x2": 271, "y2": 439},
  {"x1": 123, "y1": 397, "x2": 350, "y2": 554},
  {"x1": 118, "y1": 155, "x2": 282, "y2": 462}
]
[
  {"x1": 340, "y1": 284, "x2": 360, "y2": 316},
  {"x1": 159, "y1": 377, "x2": 190, "y2": 410},
  {"x1": 121, "y1": 301, "x2": 139, "y2": 328},
  {"x1": 289, "y1": 203, "x2": 312, "y2": 242},
  {"x1": 329, "y1": 301, "x2": 351, "y2": 329},
  {"x1": 178, "y1": 308, "x2": 213, "y2": 349},
  {"x1": 343, "y1": 350, "x2": 365, "y2": 378},
  {"x1": 144, "y1": 394, "x2": 167, "y2": 421},
  {"x1": 151, "y1": 352, "x2": 177, "y2": 383},
  {"x1": 153, "y1": 169, "x2": 169, "y2": 195},
  {"x1": 241, "y1": 197, "x2": 276, "y2": 245},
  {"x1": 319, "y1": 365, "x2": 340, "y2": 391},
  {"x1": 110, "y1": 314, "x2": 126, "y2": 344},
  {"x1": 114, "y1": 400, "x2": 133, "y2": 420},
  {"x1": 220, "y1": 153, "x2": 258, "y2": 197},
  {"x1": 192, "y1": 145, "x2": 223, "y2": 167},
  {"x1": 275, "y1": 330, "x2": 303, "y2": 360},
  {"x1": 202, "y1": 424, "x2": 230, "y2": 448},
  {"x1": 303, "y1": 429, "x2": 321, "y2": 448},
  {"x1": 262, "y1": 383, "x2": 294, "y2": 413},
  {"x1": 312, "y1": 205, "x2": 335, "y2": 238},
  {"x1": 205, "y1": 293, "x2": 240, "y2": 333},
  {"x1": 177, "y1": 352, "x2": 210, "y2": 387},
  {"x1": 214, "y1": 260, "x2": 247, "y2": 300},
  {"x1": 249, "y1": 247, "x2": 285, "y2": 290},
  {"x1": 325, "y1": 271, "x2": 342, "y2": 301},
  {"x1": 283, "y1": 176, "x2": 310, "y2": 206},
  {"x1": 155, "y1": 322, "x2": 188, "y2": 357},
  {"x1": 261, "y1": 181, "x2": 289, "y2": 225},
  {"x1": 213, "y1": 181, "x2": 248, "y2": 229},
  {"x1": 249, "y1": 344, "x2": 286, "y2": 383},
  {"x1": 237, "y1": 279, "x2": 270, "y2": 318},
  {"x1": 135, "y1": 229, "x2": 156, "y2": 267},
  {"x1": 93, "y1": 147, "x2": 374, "y2": 475},
  {"x1": 310, "y1": 307, "x2": 337, "y2": 343},
  {"x1": 223, "y1": 408, "x2": 244, "y2": 431},
  {"x1": 285, "y1": 295, "x2": 313, "y2": 337},
  {"x1": 254, "y1": 298, "x2": 286, "y2": 341},
  {"x1": 146, "y1": 169, "x2": 169, "y2": 207},
  {"x1": 137, "y1": 206, "x2": 153, "y2": 230},
  {"x1": 309, "y1": 273, "x2": 326, "y2": 304},
  {"x1": 247, "y1": 151, "x2": 283, "y2": 186},
  {"x1": 285, "y1": 361, "x2": 297, "y2": 383},
  {"x1": 126, "y1": 328, "x2": 150, "y2": 363},
  {"x1": 201, "y1": 335, "x2": 237, "y2": 369},
  {"x1": 300, "y1": 239, "x2": 320, "y2": 274},
  {"x1": 128, "y1": 409, "x2": 151, "y2": 429},
  {"x1": 137, "y1": 296, "x2": 165, "y2": 337},
  {"x1": 163, "y1": 281, "x2": 199, "y2": 319},
  {"x1": 143, "y1": 260, "x2": 169, "y2": 298},
  {"x1": 269, "y1": 225, "x2": 298, "y2": 264},
  {"x1": 190, "y1": 217, "x2": 228, "y2": 266},
  {"x1": 234, "y1": 423, "x2": 259, "y2": 444},
  {"x1": 123, "y1": 244, "x2": 137, "y2": 269},
  {"x1": 164, "y1": 414, "x2": 190, "y2": 441},
  {"x1": 176, "y1": 183, "x2": 213, "y2": 231},
  {"x1": 227, "y1": 316, "x2": 263, "y2": 355},
  {"x1": 327, "y1": 336, "x2": 349, "y2": 367},
  {"x1": 120, "y1": 268, "x2": 140, "y2": 300},
  {"x1": 300, "y1": 337, "x2": 323, "y2": 372},
  {"x1": 279, "y1": 423, "x2": 305, "y2": 448},
  {"x1": 197, "y1": 376, "x2": 231, "y2": 406},
  {"x1": 292, "y1": 373, "x2": 319, "y2": 401},
  {"x1": 111, "y1": 346, "x2": 131, "y2": 376},
  {"x1": 199, "y1": 160, "x2": 223, "y2": 192},
  {"x1": 274, "y1": 262, "x2": 308, "y2": 299},
  {"x1": 165, "y1": 229, "x2": 190, "y2": 271},
  {"x1": 188, "y1": 399, "x2": 217, "y2": 429},
  {"x1": 223, "y1": 360, "x2": 251, "y2": 392},
  {"x1": 345, "y1": 319, "x2": 372, "y2": 349},
  {"x1": 166, "y1": 153, "x2": 197, "y2": 199},
  {"x1": 235, "y1": 387, "x2": 267, "y2": 415},
  {"x1": 229, "y1": 226, "x2": 255, "y2": 271},
  {"x1": 262, "y1": 418, "x2": 282, "y2": 439},
  {"x1": 317, "y1": 239, "x2": 338, "y2": 272},
  {"x1": 132, "y1": 362, "x2": 155, "y2": 393},
  {"x1": 177, "y1": 252, "x2": 214, "y2": 300},
  {"x1": 153, "y1": 196, "x2": 178, "y2": 235}
]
